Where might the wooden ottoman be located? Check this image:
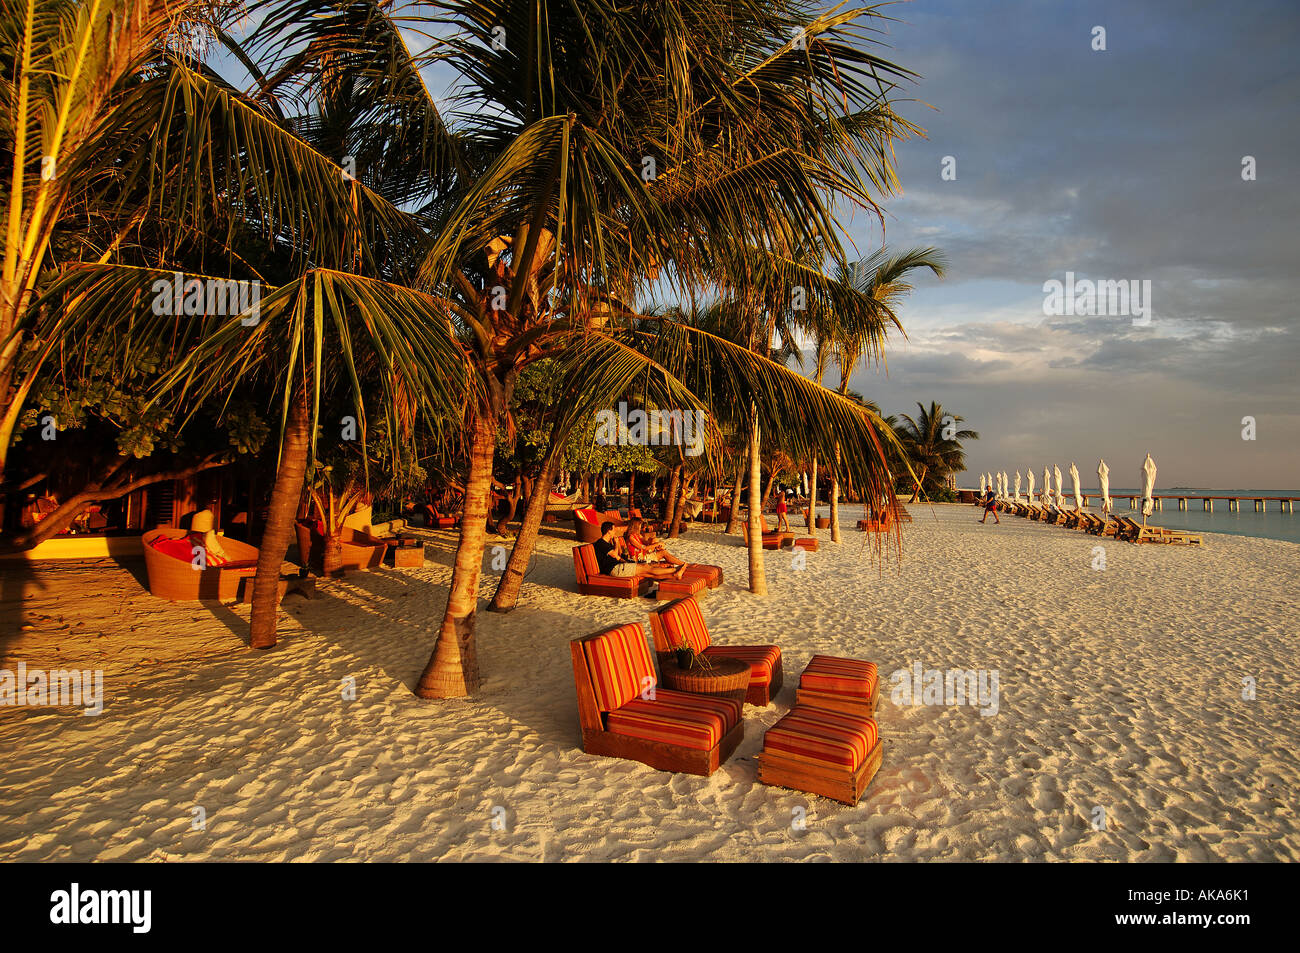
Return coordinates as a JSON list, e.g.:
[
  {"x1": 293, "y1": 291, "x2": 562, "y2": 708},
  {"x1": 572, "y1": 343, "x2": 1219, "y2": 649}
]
[
  {"x1": 795, "y1": 654, "x2": 880, "y2": 716},
  {"x1": 653, "y1": 575, "x2": 707, "y2": 601},
  {"x1": 793, "y1": 537, "x2": 819, "y2": 552},
  {"x1": 389, "y1": 535, "x2": 425, "y2": 568},
  {"x1": 681, "y1": 564, "x2": 724, "y2": 589},
  {"x1": 757, "y1": 706, "x2": 883, "y2": 805}
]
